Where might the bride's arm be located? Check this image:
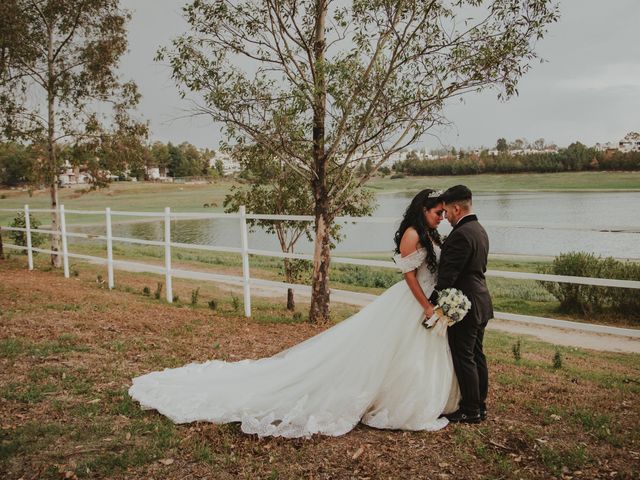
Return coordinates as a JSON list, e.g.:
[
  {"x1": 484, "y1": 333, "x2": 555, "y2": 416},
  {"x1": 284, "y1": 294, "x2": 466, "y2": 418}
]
[{"x1": 399, "y1": 229, "x2": 435, "y2": 318}]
